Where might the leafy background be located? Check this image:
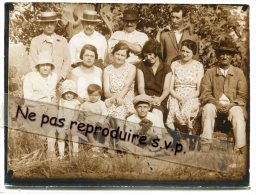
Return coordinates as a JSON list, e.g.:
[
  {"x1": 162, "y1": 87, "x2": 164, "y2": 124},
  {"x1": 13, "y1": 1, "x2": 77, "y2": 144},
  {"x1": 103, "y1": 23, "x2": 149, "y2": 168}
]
[
  {"x1": 8, "y1": 3, "x2": 249, "y2": 74},
  {"x1": 7, "y1": 3, "x2": 249, "y2": 180}
]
